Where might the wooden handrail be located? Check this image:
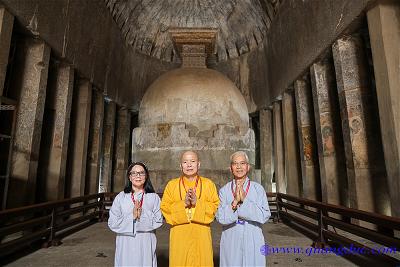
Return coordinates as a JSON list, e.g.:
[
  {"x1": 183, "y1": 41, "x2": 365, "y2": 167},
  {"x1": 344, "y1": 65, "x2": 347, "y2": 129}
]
[
  {"x1": 0, "y1": 215, "x2": 51, "y2": 236},
  {"x1": 0, "y1": 193, "x2": 105, "y2": 259},
  {"x1": 276, "y1": 192, "x2": 400, "y2": 265},
  {"x1": 280, "y1": 201, "x2": 318, "y2": 220},
  {"x1": 278, "y1": 193, "x2": 400, "y2": 229},
  {"x1": 1, "y1": 191, "x2": 399, "y2": 265},
  {"x1": 323, "y1": 216, "x2": 400, "y2": 248},
  {"x1": 0, "y1": 193, "x2": 103, "y2": 219}
]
